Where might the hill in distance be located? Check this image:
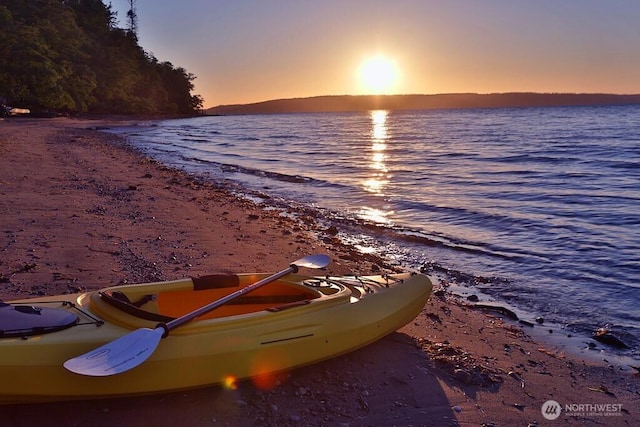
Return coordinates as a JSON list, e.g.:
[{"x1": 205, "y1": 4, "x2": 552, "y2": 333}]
[{"x1": 206, "y1": 93, "x2": 640, "y2": 115}]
